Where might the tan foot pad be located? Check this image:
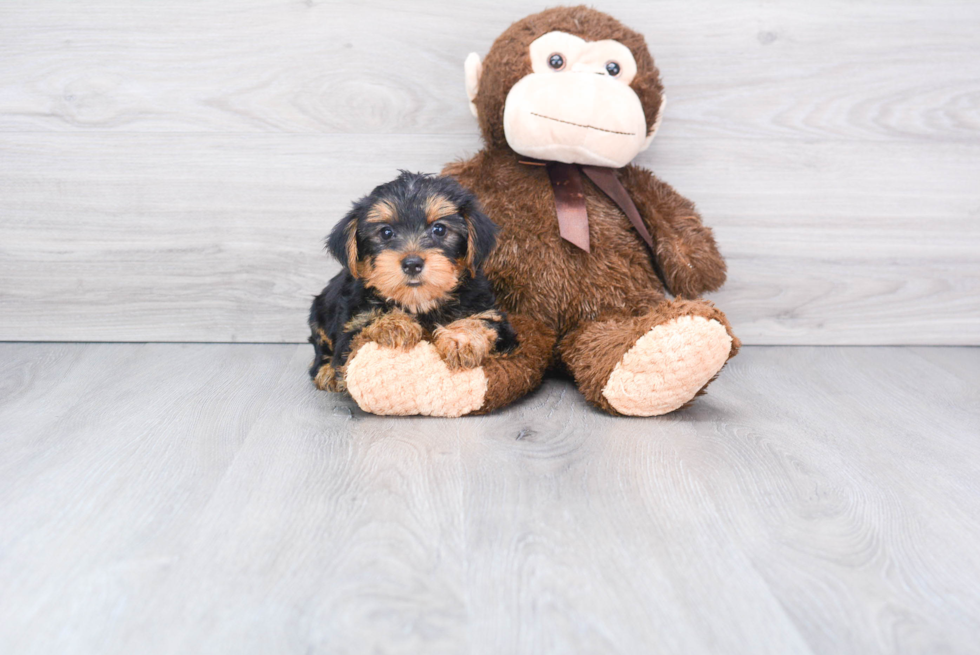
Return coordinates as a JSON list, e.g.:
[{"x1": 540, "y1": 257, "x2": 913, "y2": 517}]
[
  {"x1": 602, "y1": 316, "x2": 732, "y2": 417},
  {"x1": 344, "y1": 342, "x2": 487, "y2": 417}
]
